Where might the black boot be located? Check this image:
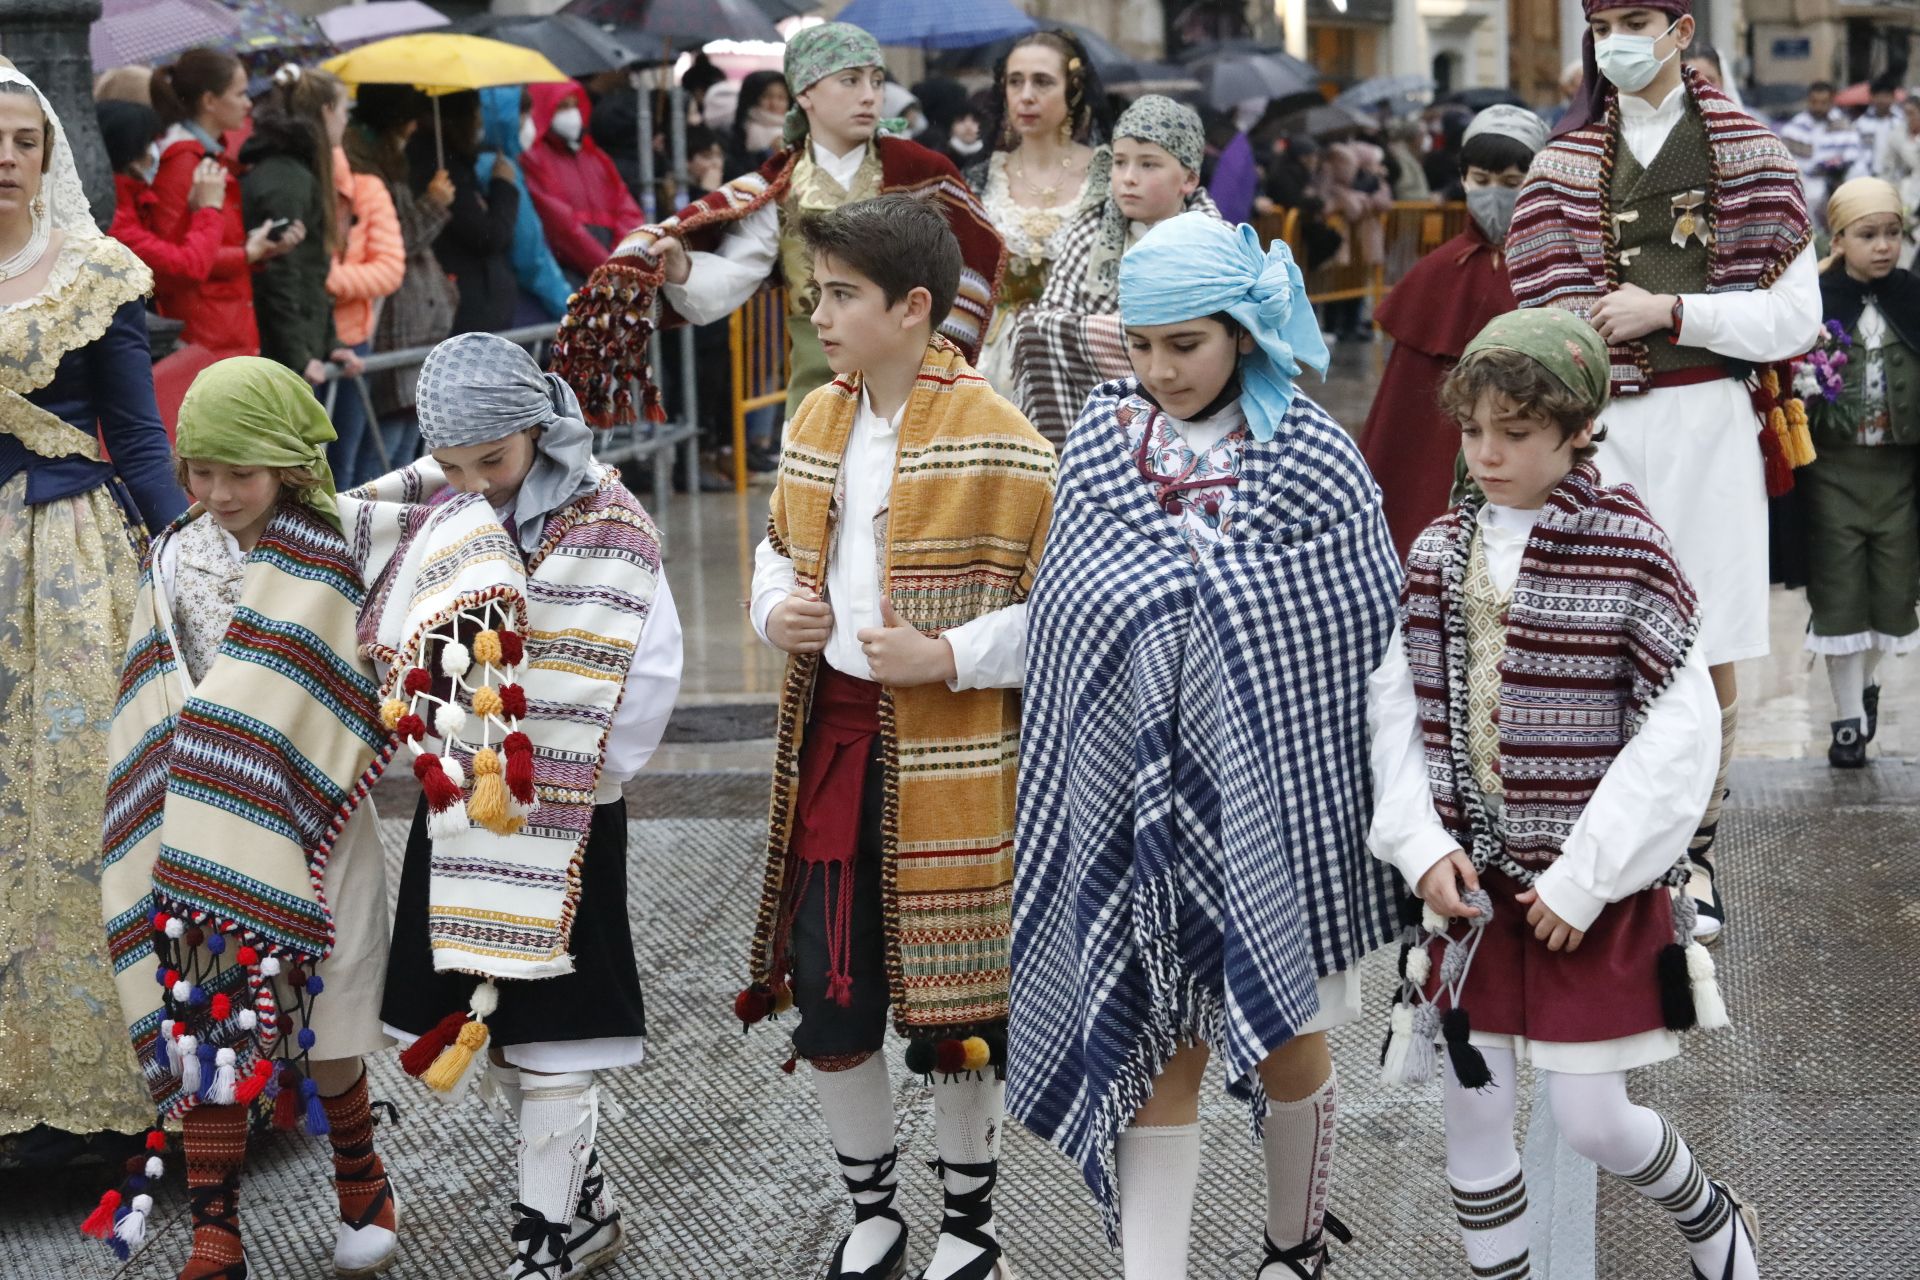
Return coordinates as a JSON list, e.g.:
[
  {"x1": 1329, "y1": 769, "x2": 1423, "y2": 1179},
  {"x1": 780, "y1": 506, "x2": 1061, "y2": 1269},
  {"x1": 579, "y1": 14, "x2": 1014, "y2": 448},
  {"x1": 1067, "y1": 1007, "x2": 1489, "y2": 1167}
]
[
  {"x1": 1829, "y1": 717, "x2": 1868, "y2": 768},
  {"x1": 1863, "y1": 684, "x2": 1881, "y2": 742}
]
